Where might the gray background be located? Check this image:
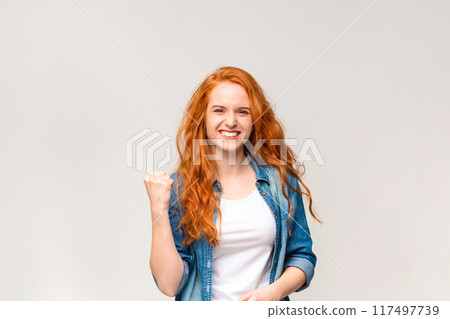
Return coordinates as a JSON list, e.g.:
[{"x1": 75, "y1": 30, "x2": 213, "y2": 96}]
[{"x1": 1, "y1": 0, "x2": 449, "y2": 300}]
